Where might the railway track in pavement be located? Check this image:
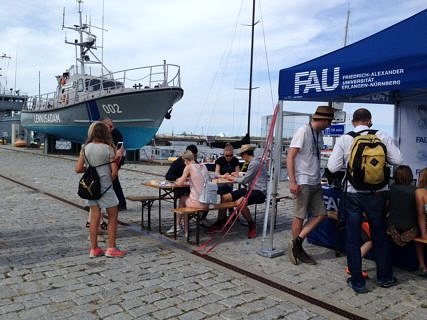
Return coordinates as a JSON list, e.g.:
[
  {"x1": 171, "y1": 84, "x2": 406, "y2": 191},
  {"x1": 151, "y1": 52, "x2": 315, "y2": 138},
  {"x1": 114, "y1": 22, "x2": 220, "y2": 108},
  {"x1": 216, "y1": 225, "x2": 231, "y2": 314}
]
[{"x1": 0, "y1": 146, "x2": 368, "y2": 320}]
